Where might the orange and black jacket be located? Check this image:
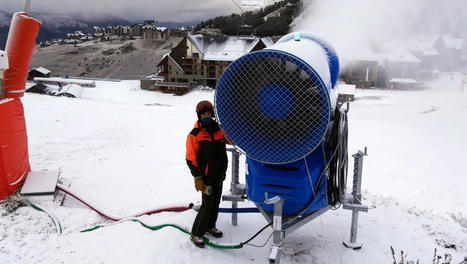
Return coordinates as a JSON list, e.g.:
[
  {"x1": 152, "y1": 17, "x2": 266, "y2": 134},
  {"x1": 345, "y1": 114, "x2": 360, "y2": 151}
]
[{"x1": 186, "y1": 120, "x2": 228, "y2": 181}]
